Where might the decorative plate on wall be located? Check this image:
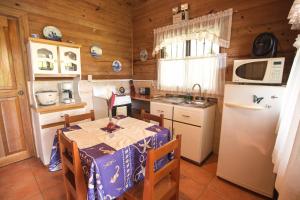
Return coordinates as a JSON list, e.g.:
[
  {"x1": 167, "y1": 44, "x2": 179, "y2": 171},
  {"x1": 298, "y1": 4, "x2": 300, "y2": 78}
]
[
  {"x1": 112, "y1": 60, "x2": 122, "y2": 72},
  {"x1": 43, "y1": 26, "x2": 62, "y2": 41},
  {"x1": 139, "y1": 49, "x2": 148, "y2": 62},
  {"x1": 90, "y1": 45, "x2": 102, "y2": 58}
]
